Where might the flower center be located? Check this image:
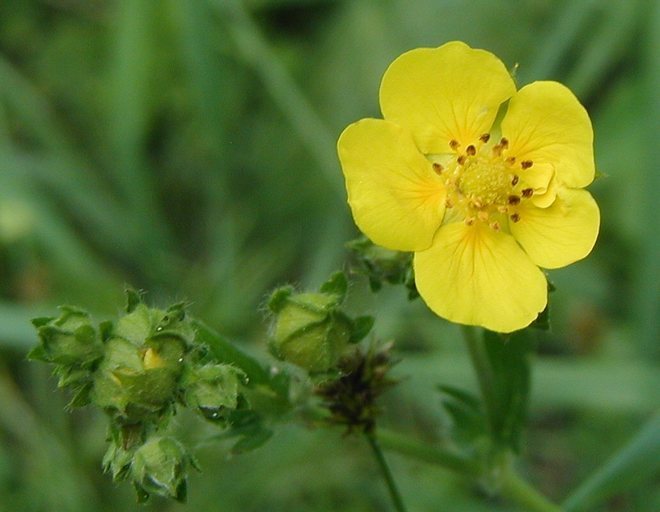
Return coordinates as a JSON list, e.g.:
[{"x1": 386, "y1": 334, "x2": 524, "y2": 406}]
[{"x1": 431, "y1": 135, "x2": 535, "y2": 230}]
